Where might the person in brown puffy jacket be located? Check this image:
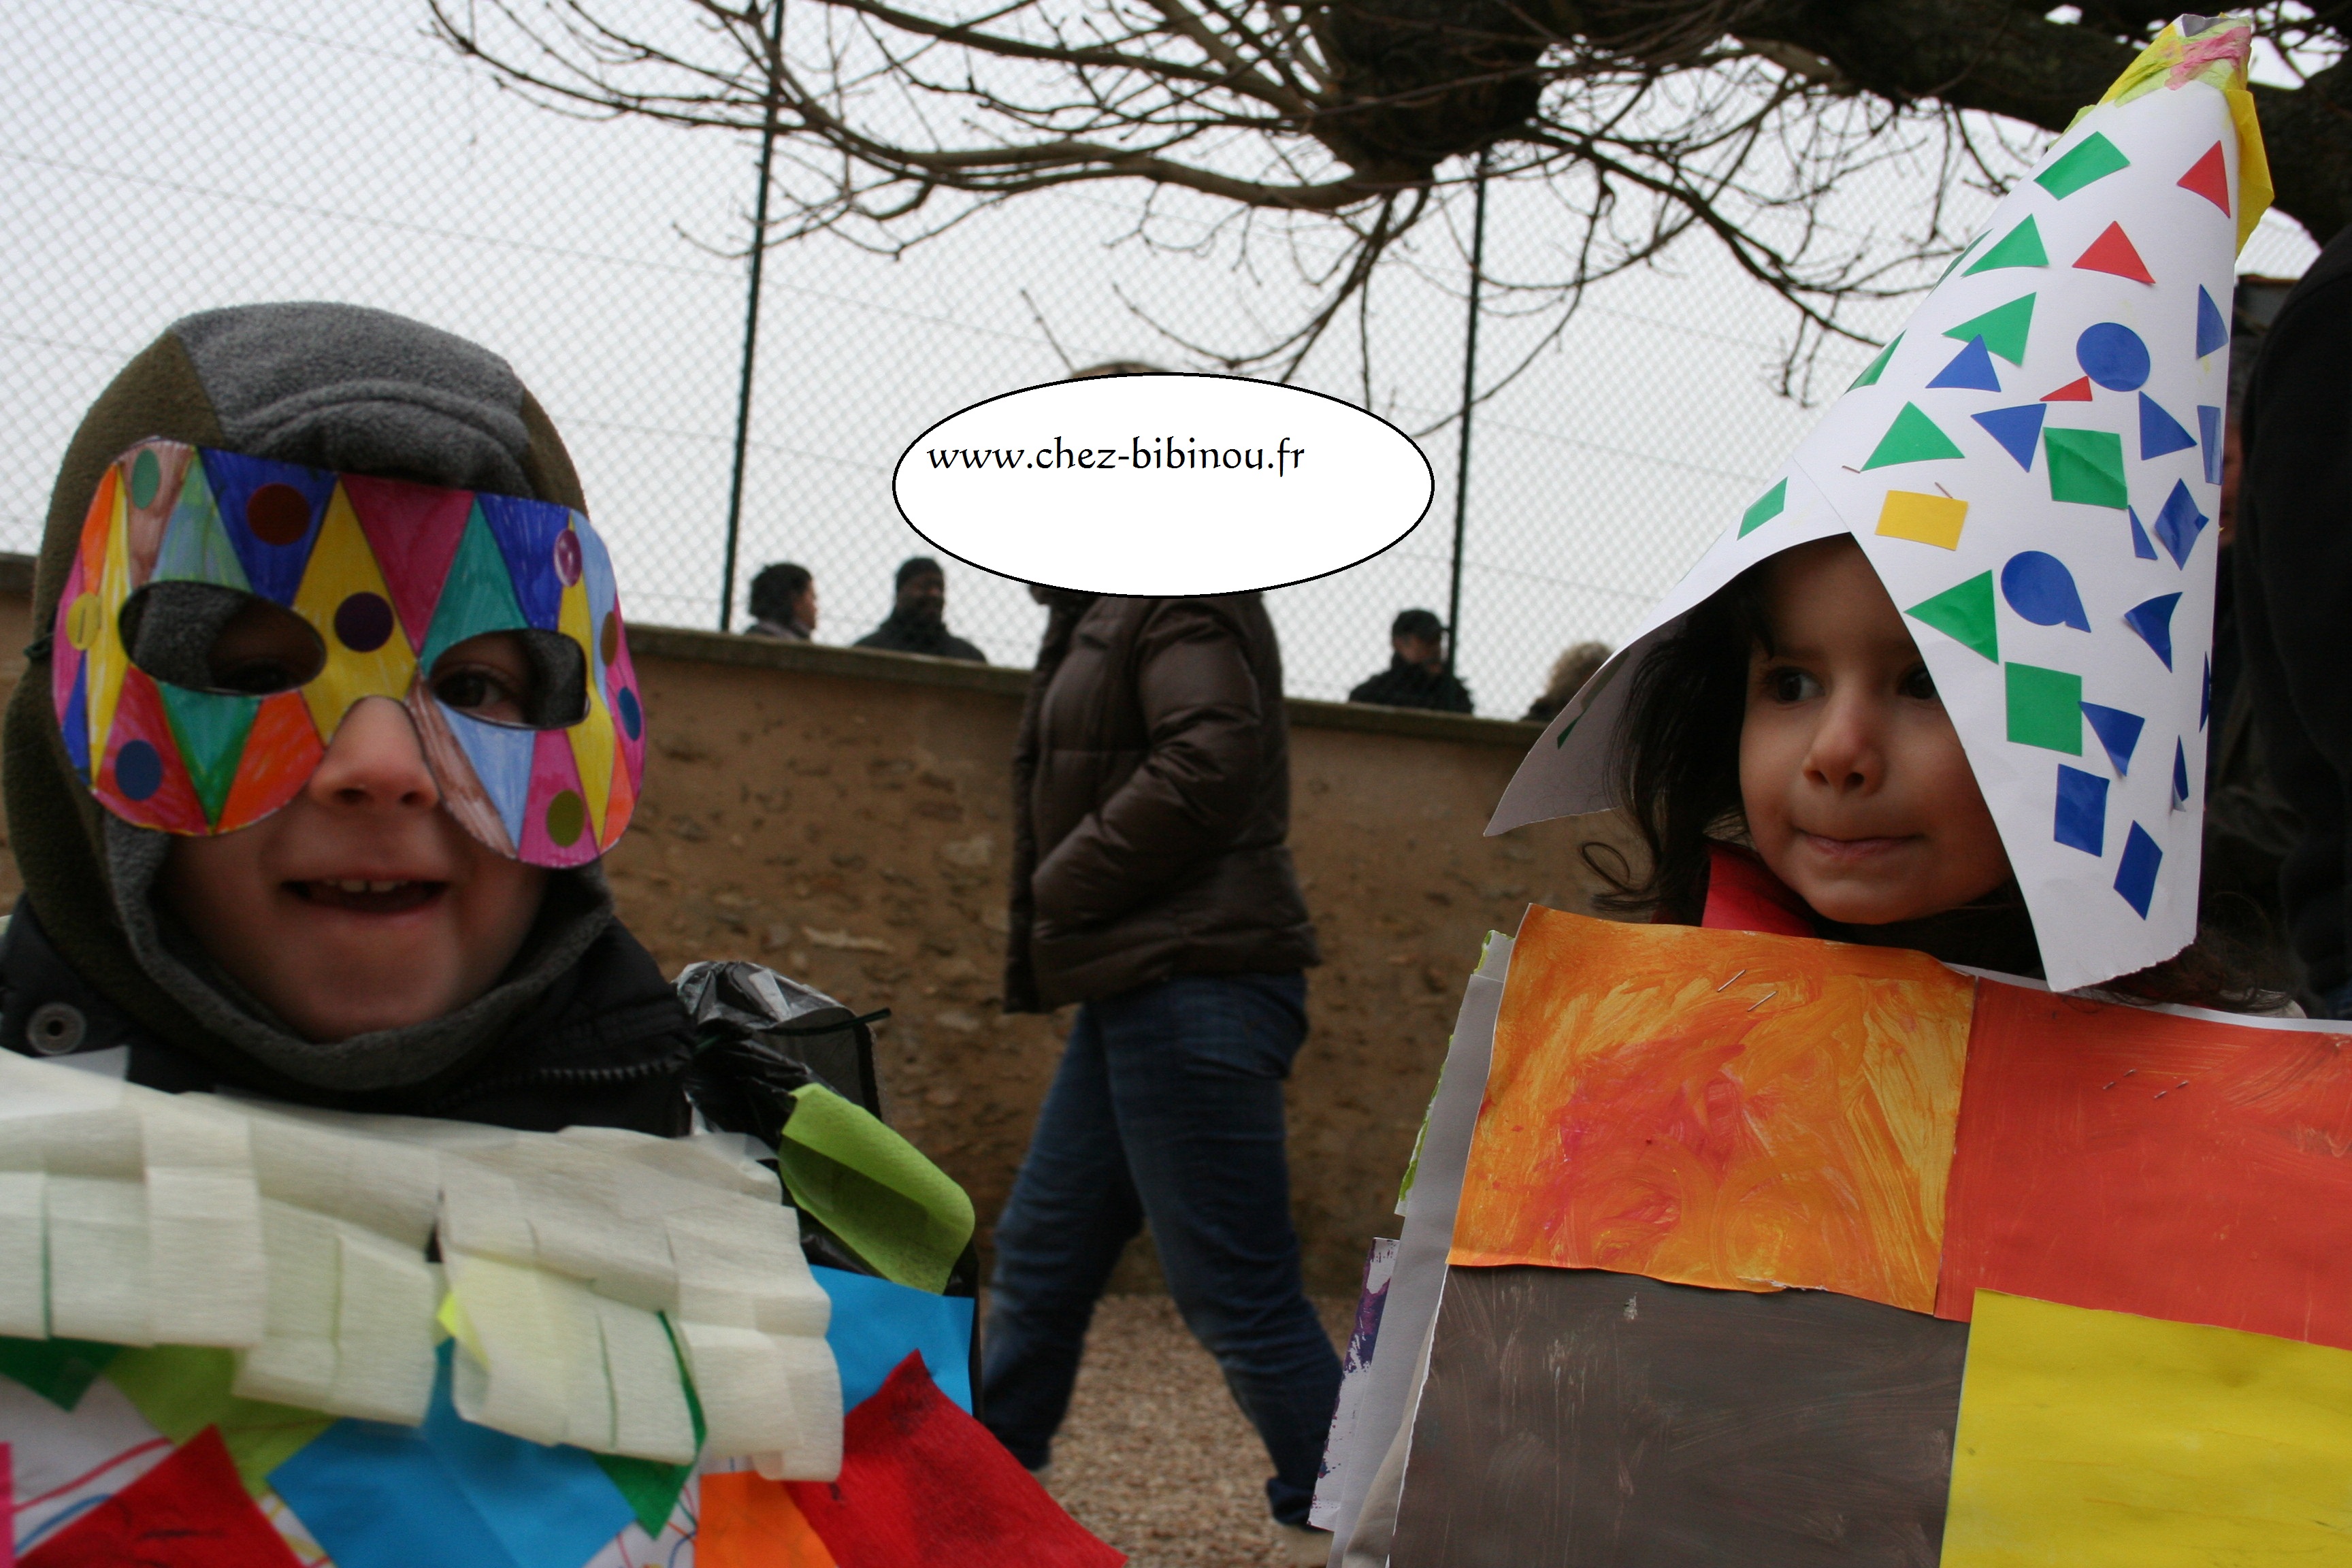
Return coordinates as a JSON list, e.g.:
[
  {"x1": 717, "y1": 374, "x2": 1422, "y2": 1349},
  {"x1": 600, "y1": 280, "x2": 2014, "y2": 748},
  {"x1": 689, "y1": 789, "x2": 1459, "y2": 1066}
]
[{"x1": 985, "y1": 590, "x2": 1339, "y2": 1561}]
